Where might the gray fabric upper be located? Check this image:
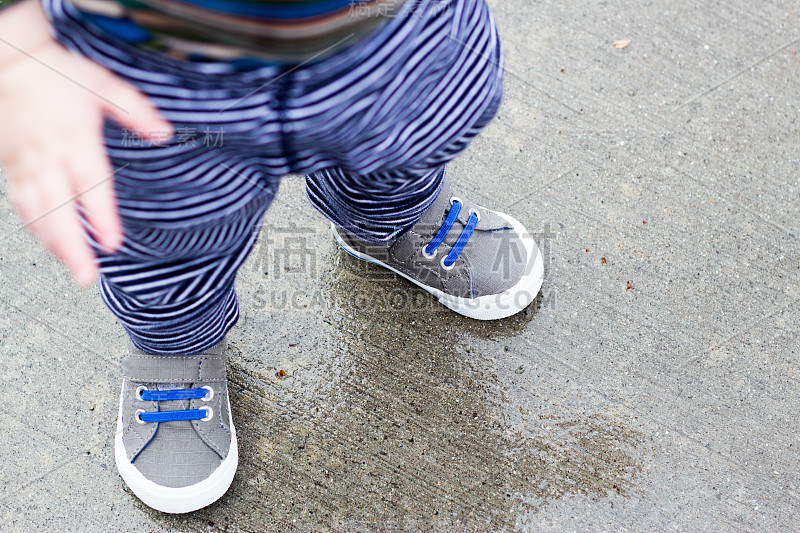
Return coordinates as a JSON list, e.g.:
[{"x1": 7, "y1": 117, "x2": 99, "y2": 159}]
[
  {"x1": 339, "y1": 172, "x2": 528, "y2": 299},
  {"x1": 120, "y1": 340, "x2": 232, "y2": 488}
]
